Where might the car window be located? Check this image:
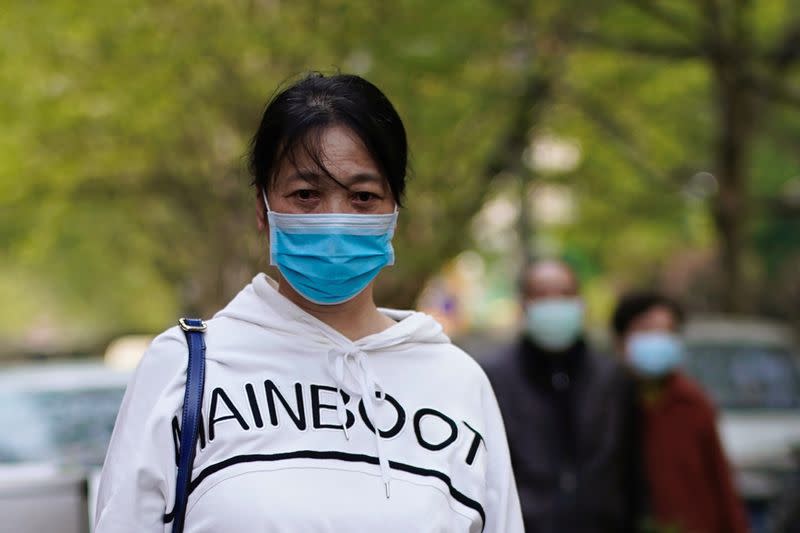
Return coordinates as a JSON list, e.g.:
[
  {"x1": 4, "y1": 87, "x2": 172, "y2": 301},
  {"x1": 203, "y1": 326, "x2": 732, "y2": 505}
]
[
  {"x1": 686, "y1": 344, "x2": 800, "y2": 410},
  {"x1": 0, "y1": 387, "x2": 125, "y2": 465}
]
